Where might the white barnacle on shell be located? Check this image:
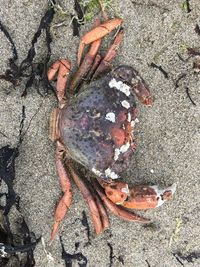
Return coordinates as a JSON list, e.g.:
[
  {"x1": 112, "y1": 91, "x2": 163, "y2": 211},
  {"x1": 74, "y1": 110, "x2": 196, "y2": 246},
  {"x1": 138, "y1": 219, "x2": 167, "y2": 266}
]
[
  {"x1": 92, "y1": 168, "x2": 102, "y2": 177},
  {"x1": 120, "y1": 142, "x2": 130, "y2": 153},
  {"x1": 105, "y1": 112, "x2": 116, "y2": 123},
  {"x1": 121, "y1": 100, "x2": 130, "y2": 109},
  {"x1": 131, "y1": 118, "x2": 139, "y2": 127},
  {"x1": 113, "y1": 142, "x2": 130, "y2": 161},
  {"x1": 105, "y1": 168, "x2": 119, "y2": 179},
  {"x1": 114, "y1": 148, "x2": 120, "y2": 161},
  {"x1": 109, "y1": 78, "x2": 131, "y2": 96},
  {"x1": 127, "y1": 112, "x2": 131, "y2": 122}
]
